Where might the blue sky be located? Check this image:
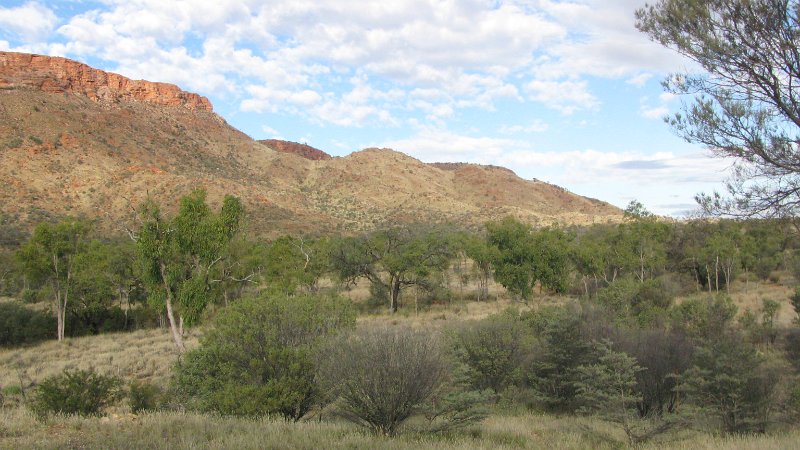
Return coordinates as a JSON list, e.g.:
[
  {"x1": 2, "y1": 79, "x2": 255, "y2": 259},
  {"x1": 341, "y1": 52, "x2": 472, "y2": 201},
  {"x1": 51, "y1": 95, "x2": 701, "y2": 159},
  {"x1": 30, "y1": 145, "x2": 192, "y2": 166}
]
[{"x1": 0, "y1": 0, "x2": 734, "y2": 216}]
